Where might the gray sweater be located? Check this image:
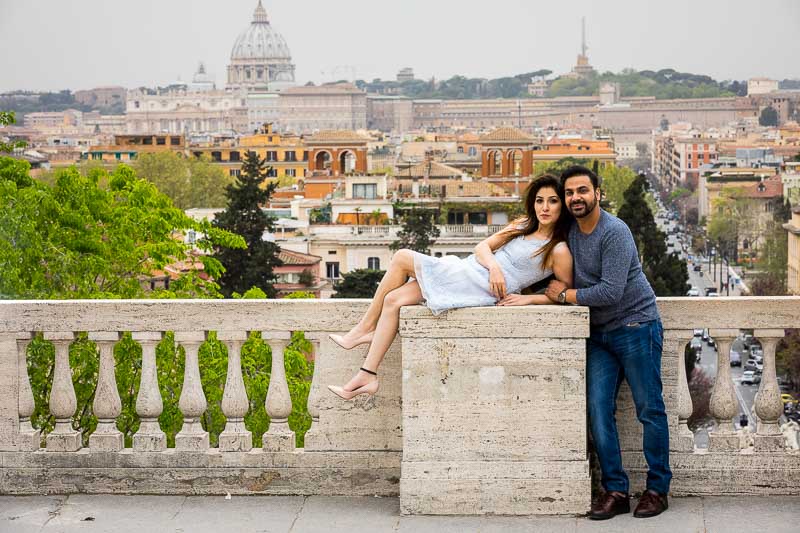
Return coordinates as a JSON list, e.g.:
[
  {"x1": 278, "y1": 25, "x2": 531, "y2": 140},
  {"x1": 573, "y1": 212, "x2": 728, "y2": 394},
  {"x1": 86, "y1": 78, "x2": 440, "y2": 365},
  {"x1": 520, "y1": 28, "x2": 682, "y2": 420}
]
[{"x1": 569, "y1": 210, "x2": 660, "y2": 332}]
